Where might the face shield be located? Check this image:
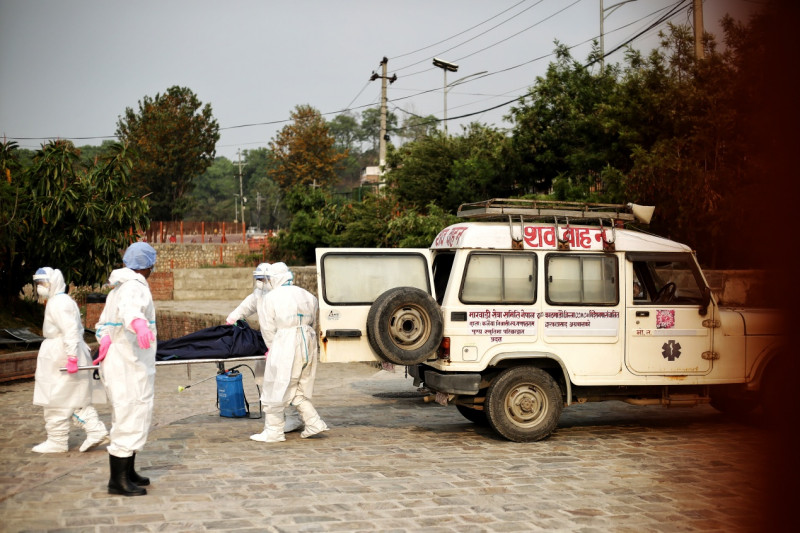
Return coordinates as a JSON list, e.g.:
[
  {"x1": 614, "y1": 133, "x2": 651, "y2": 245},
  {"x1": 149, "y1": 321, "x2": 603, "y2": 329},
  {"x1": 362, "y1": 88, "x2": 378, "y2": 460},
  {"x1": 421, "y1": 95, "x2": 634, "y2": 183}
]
[
  {"x1": 33, "y1": 268, "x2": 51, "y2": 299},
  {"x1": 253, "y1": 263, "x2": 271, "y2": 292}
]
